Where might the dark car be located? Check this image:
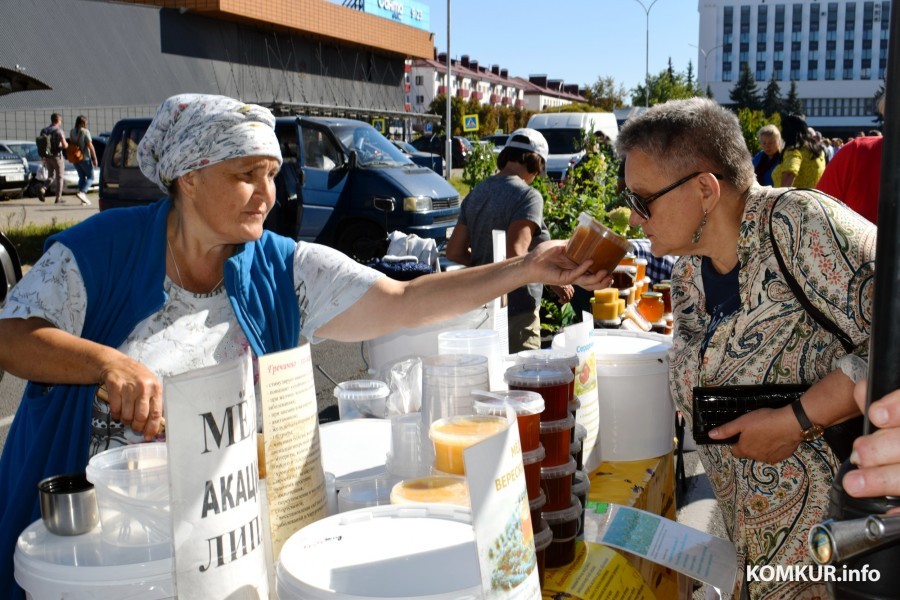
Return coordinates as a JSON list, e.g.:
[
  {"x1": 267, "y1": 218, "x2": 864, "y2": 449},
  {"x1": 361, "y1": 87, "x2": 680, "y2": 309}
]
[
  {"x1": 390, "y1": 140, "x2": 444, "y2": 174},
  {"x1": 480, "y1": 134, "x2": 509, "y2": 153},
  {"x1": 409, "y1": 135, "x2": 471, "y2": 167},
  {"x1": 100, "y1": 117, "x2": 460, "y2": 261}
]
